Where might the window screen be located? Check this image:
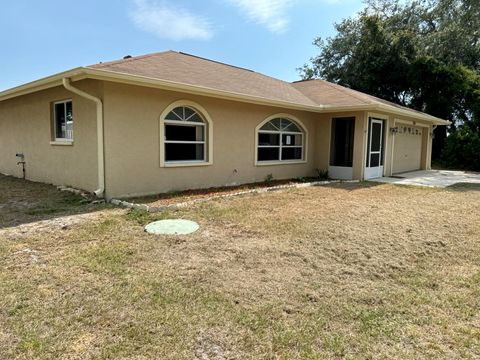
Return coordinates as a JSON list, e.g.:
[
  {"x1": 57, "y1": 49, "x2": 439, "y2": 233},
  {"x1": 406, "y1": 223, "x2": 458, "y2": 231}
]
[{"x1": 330, "y1": 117, "x2": 355, "y2": 167}]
